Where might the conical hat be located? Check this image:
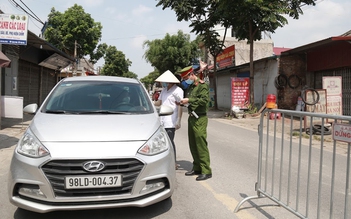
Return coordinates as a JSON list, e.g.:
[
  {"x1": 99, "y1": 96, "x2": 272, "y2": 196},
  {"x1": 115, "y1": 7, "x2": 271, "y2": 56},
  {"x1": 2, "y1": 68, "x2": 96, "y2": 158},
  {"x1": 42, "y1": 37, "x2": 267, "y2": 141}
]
[{"x1": 155, "y1": 70, "x2": 180, "y2": 83}]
